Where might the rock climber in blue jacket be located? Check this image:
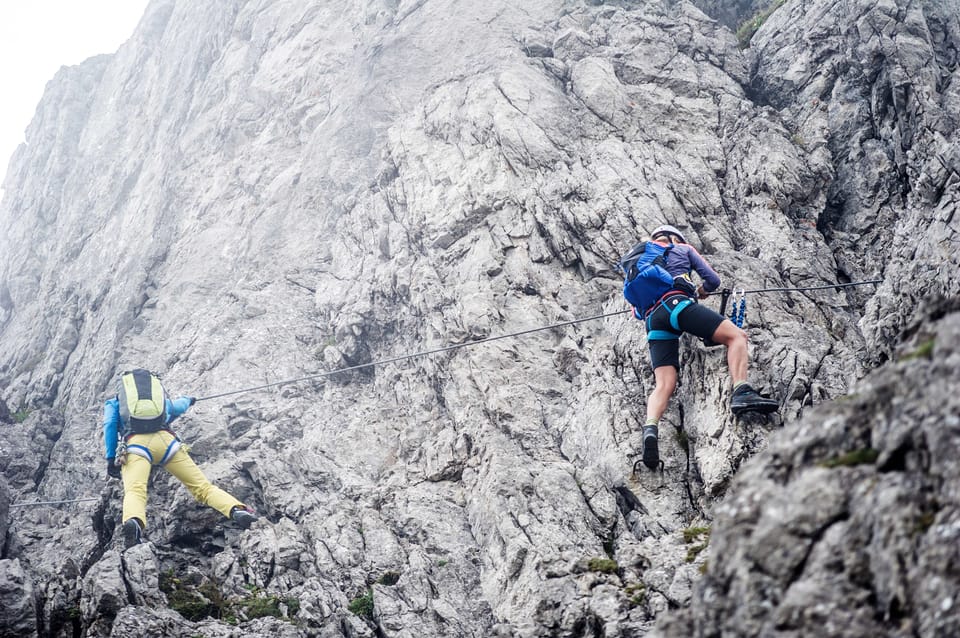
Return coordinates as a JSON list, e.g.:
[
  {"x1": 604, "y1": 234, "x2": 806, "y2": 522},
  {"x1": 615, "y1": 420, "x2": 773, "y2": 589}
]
[{"x1": 103, "y1": 368, "x2": 258, "y2": 548}]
